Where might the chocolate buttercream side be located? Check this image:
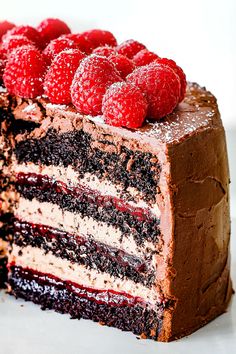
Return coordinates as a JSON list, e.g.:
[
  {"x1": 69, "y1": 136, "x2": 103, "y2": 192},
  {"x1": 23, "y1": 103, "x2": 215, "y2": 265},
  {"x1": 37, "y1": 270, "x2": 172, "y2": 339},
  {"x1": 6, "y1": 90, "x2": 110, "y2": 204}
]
[{"x1": 159, "y1": 115, "x2": 232, "y2": 341}]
